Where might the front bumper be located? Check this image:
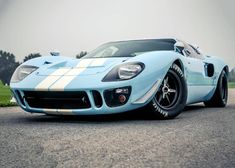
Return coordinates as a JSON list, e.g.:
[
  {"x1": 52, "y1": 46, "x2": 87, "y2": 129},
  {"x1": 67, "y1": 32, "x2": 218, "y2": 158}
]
[
  {"x1": 10, "y1": 64, "x2": 164, "y2": 115},
  {"x1": 11, "y1": 79, "x2": 161, "y2": 115}
]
